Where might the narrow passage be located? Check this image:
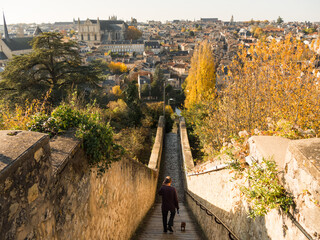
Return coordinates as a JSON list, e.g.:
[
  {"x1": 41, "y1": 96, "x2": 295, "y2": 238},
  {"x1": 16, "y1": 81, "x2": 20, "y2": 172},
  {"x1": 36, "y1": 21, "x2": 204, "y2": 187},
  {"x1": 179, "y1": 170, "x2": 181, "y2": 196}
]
[{"x1": 132, "y1": 123, "x2": 204, "y2": 240}]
